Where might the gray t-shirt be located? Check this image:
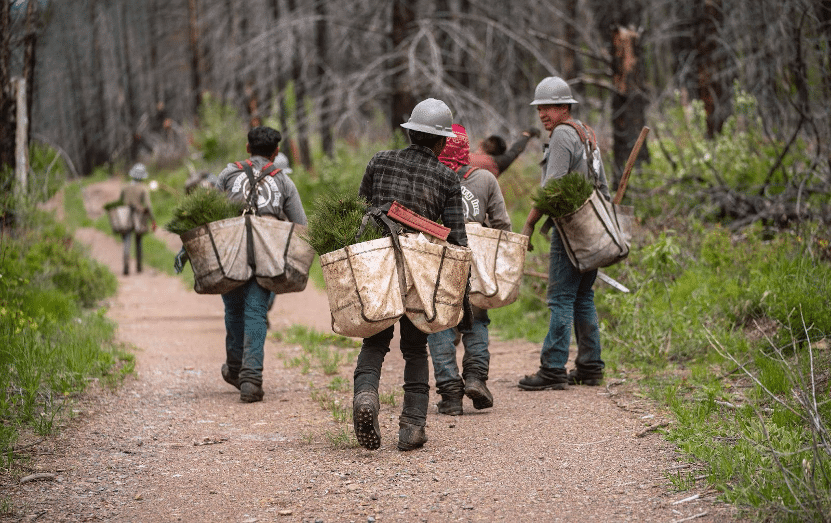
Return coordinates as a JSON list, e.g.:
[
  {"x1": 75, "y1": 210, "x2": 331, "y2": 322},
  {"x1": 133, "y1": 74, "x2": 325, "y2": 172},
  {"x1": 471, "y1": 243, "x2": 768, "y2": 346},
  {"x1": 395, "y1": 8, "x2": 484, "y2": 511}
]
[
  {"x1": 216, "y1": 155, "x2": 307, "y2": 225},
  {"x1": 541, "y1": 122, "x2": 611, "y2": 201},
  {"x1": 457, "y1": 166, "x2": 512, "y2": 232}
]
